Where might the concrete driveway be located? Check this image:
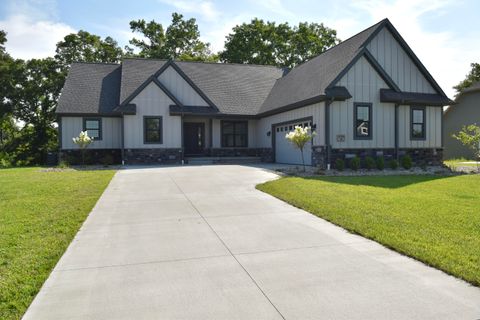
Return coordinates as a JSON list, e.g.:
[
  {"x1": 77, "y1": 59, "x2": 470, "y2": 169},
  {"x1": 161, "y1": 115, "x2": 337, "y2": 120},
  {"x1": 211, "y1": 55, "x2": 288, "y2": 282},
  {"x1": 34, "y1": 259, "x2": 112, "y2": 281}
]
[{"x1": 24, "y1": 165, "x2": 480, "y2": 319}]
